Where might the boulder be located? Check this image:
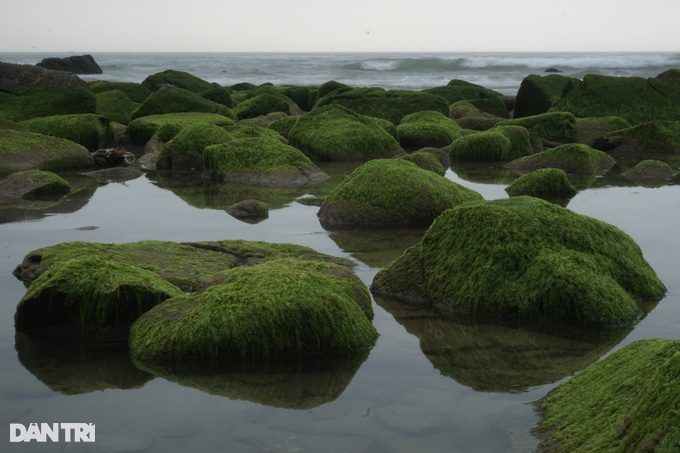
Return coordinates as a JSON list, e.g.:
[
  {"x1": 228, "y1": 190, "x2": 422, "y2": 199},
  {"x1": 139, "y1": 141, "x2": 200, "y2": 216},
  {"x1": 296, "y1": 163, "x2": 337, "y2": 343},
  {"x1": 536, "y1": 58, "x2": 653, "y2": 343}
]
[
  {"x1": 424, "y1": 79, "x2": 509, "y2": 118},
  {"x1": 0, "y1": 170, "x2": 71, "y2": 207},
  {"x1": 95, "y1": 89, "x2": 136, "y2": 125},
  {"x1": 505, "y1": 167, "x2": 577, "y2": 201},
  {"x1": 371, "y1": 196, "x2": 666, "y2": 325},
  {"x1": 233, "y1": 93, "x2": 294, "y2": 120},
  {"x1": 88, "y1": 80, "x2": 151, "y2": 103},
  {"x1": 131, "y1": 84, "x2": 235, "y2": 120},
  {"x1": 0, "y1": 61, "x2": 96, "y2": 122},
  {"x1": 129, "y1": 258, "x2": 377, "y2": 359},
  {"x1": 200, "y1": 86, "x2": 234, "y2": 108},
  {"x1": 317, "y1": 159, "x2": 483, "y2": 229},
  {"x1": 288, "y1": 104, "x2": 401, "y2": 161},
  {"x1": 576, "y1": 116, "x2": 631, "y2": 145},
  {"x1": 21, "y1": 113, "x2": 115, "y2": 151},
  {"x1": 157, "y1": 122, "x2": 232, "y2": 170},
  {"x1": 396, "y1": 110, "x2": 463, "y2": 151},
  {"x1": 591, "y1": 120, "x2": 680, "y2": 159},
  {"x1": 226, "y1": 199, "x2": 269, "y2": 222},
  {"x1": 498, "y1": 111, "x2": 578, "y2": 145},
  {"x1": 398, "y1": 150, "x2": 446, "y2": 175},
  {"x1": 141, "y1": 69, "x2": 215, "y2": 93},
  {"x1": 36, "y1": 54, "x2": 102, "y2": 74},
  {"x1": 505, "y1": 143, "x2": 616, "y2": 174},
  {"x1": 621, "y1": 159, "x2": 676, "y2": 187},
  {"x1": 514, "y1": 74, "x2": 579, "y2": 118},
  {"x1": 450, "y1": 126, "x2": 533, "y2": 161},
  {"x1": 125, "y1": 112, "x2": 235, "y2": 145},
  {"x1": 536, "y1": 339, "x2": 680, "y2": 452}
]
